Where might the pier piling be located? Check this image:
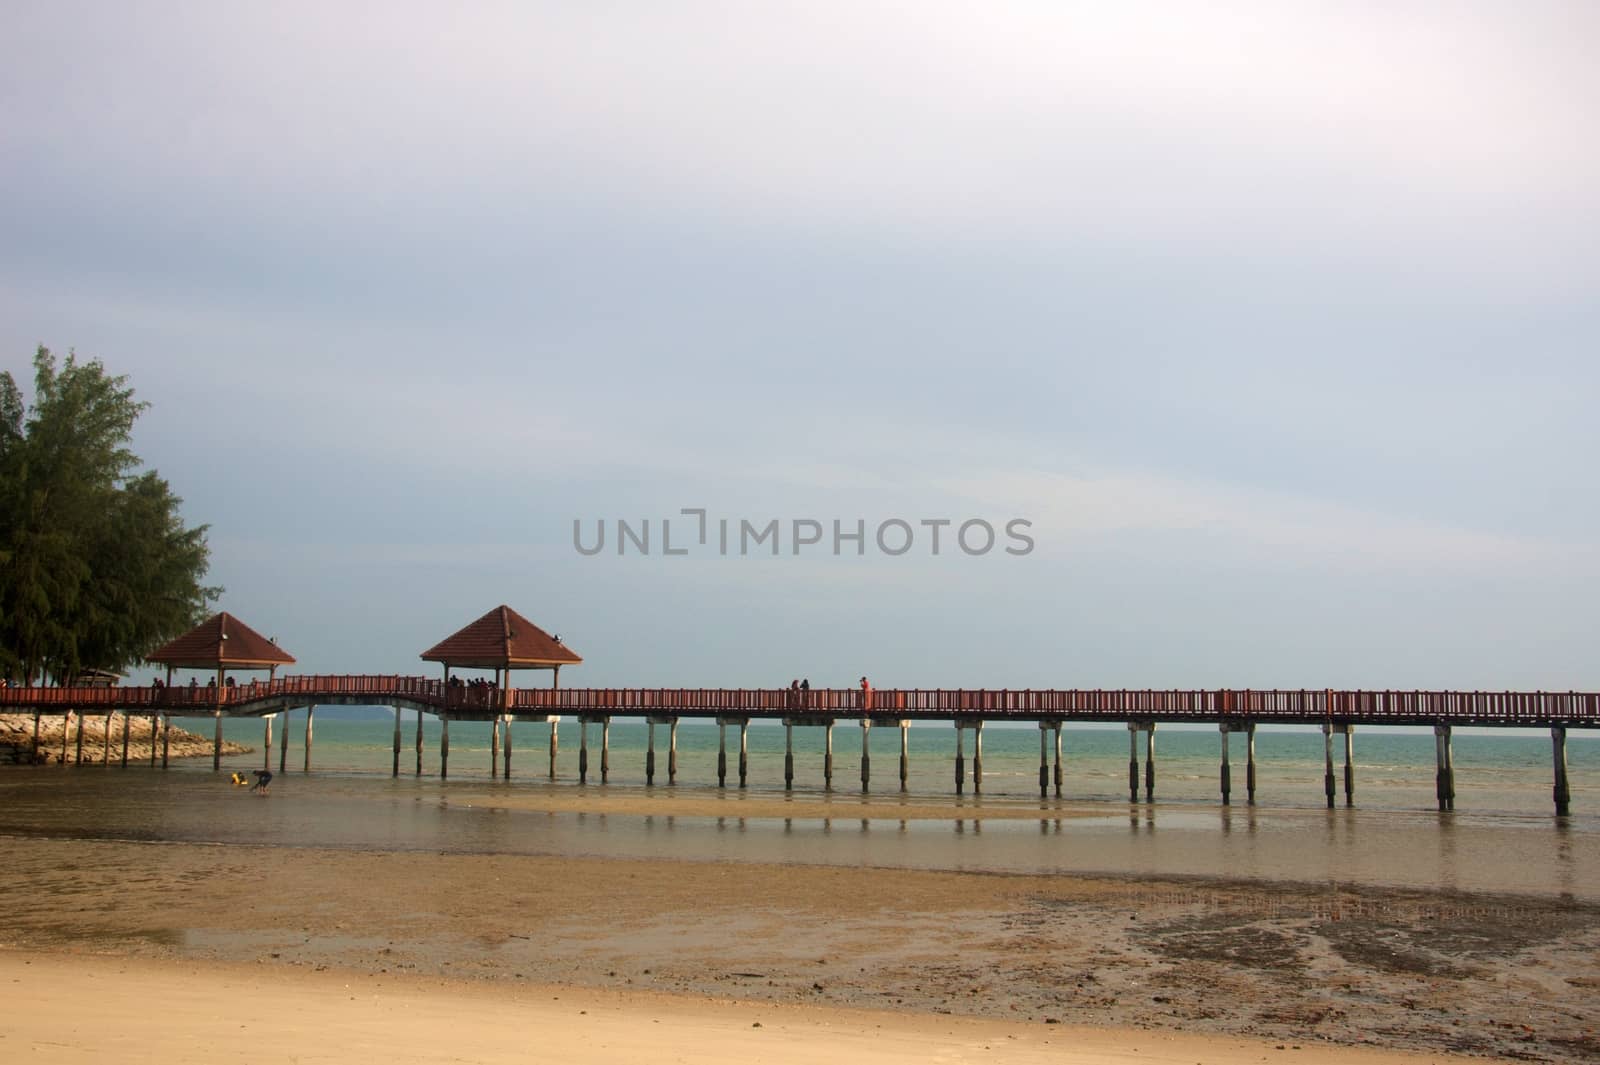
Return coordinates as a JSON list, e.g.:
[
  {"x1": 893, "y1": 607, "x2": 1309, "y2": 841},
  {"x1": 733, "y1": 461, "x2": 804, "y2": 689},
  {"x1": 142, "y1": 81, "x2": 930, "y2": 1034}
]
[
  {"x1": 302, "y1": 706, "x2": 313, "y2": 772},
  {"x1": 440, "y1": 716, "x2": 449, "y2": 779},
  {"x1": 264, "y1": 715, "x2": 273, "y2": 772},
  {"x1": 392, "y1": 707, "x2": 402, "y2": 777},
  {"x1": 1322, "y1": 723, "x2": 1336, "y2": 809},
  {"x1": 860, "y1": 719, "x2": 870, "y2": 793},
  {"x1": 211, "y1": 711, "x2": 221, "y2": 772},
  {"x1": 784, "y1": 723, "x2": 794, "y2": 790},
  {"x1": 1246, "y1": 723, "x2": 1256, "y2": 804},
  {"x1": 1054, "y1": 723, "x2": 1063, "y2": 797},
  {"x1": 601, "y1": 718, "x2": 610, "y2": 783},
  {"x1": 1144, "y1": 724, "x2": 1156, "y2": 802},
  {"x1": 824, "y1": 722, "x2": 834, "y2": 790},
  {"x1": 1127, "y1": 725, "x2": 1138, "y2": 802},
  {"x1": 1342, "y1": 725, "x2": 1355, "y2": 806},
  {"x1": 668, "y1": 718, "x2": 679, "y2": 785},
  {"x1": 955, "y1": 724, "x2": 965, "y2": 795},
  {"x1": 973, "y1": 722, "x2": 984, "y2": 795},
  {"x1": 579, "y1": 720, "x2": 588, "y2": 783},
  {"x1": 162, "y1": 713, "x2": 172, "y2": 768},
  {"x1": 739, "y1": 720, "x2": 750, "y2": 788},
  {"x1": 1553, "y1": 726, "x2": 1571, "y2": 816},
  {"x1": 646, "y1": 720, "x2": 656, "y2": 785},
  {"x1": 1434, "y1": 724, "x2": 1455, "y2": 811},
  {"x1": 120, "y1": 712, "x2": 130, "y2": 767},
  {"x1": 102, "y1": 711, "x2": 113, "y2": 765},
  {"x1": 548, "y1": 717, "x2": 559, "y2": 779},
  {"x1": 280, "y1": 710, "x2": 289, "y2": 774},
  {"x1": 415, "y1": 708, "x2": 424, "y2": 776},
  {"x1": 490, "y1": 714, "x2": 499, "y2": 779},
  {"x1": 1038, "y1": 723, "x2": 1049, "y2": 797},
  {"x1": 503, "y1": 715, "x2": 513, "y2": 779},
  {"x1": 899, "y1": 722, "x2": 909, "y2": 793},
  {"x1": 718, "y1": 721, "x2": 727, "y2": 788},
  {"x1": 1219, "y1": 724, "x2": 1232, "y2": 805}
]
